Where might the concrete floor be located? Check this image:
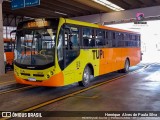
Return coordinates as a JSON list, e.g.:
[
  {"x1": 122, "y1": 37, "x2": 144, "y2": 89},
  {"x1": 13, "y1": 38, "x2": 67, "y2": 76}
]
[{"x1": 0, "y1": 63, "x2": 160, "y2": 120}]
